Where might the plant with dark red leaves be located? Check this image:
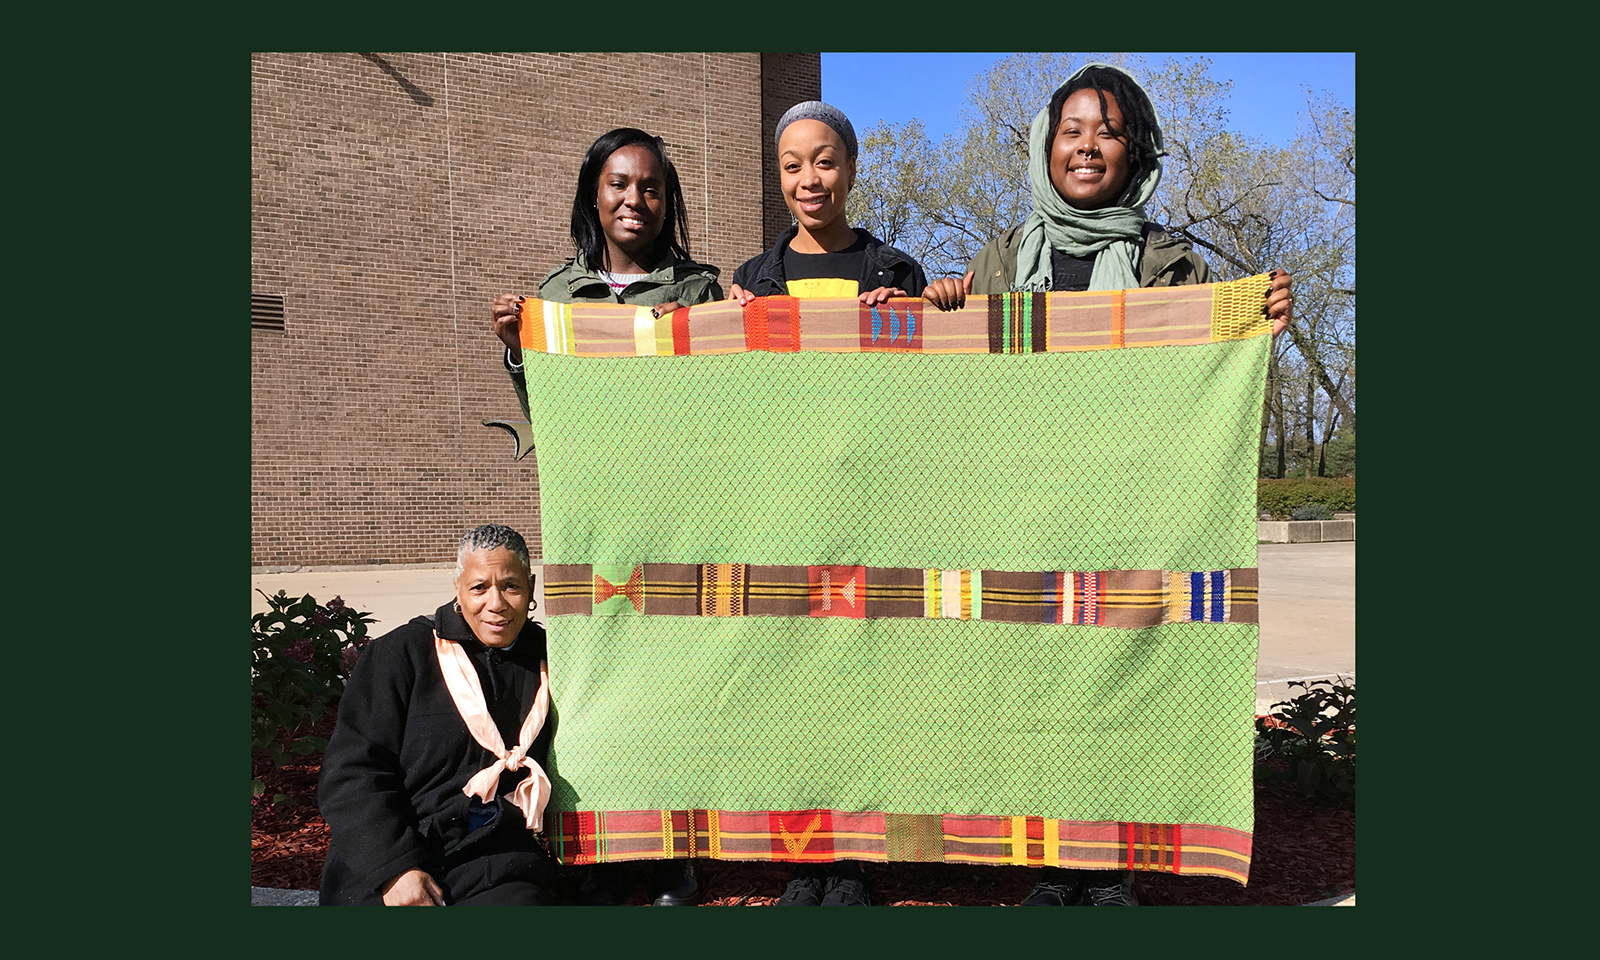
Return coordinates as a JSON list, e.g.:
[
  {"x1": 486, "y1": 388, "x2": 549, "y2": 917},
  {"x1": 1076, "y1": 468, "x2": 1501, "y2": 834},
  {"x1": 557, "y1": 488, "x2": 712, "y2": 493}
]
[{"x1": 252, "y1": 589, "x2": 375, "y2": 809}]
